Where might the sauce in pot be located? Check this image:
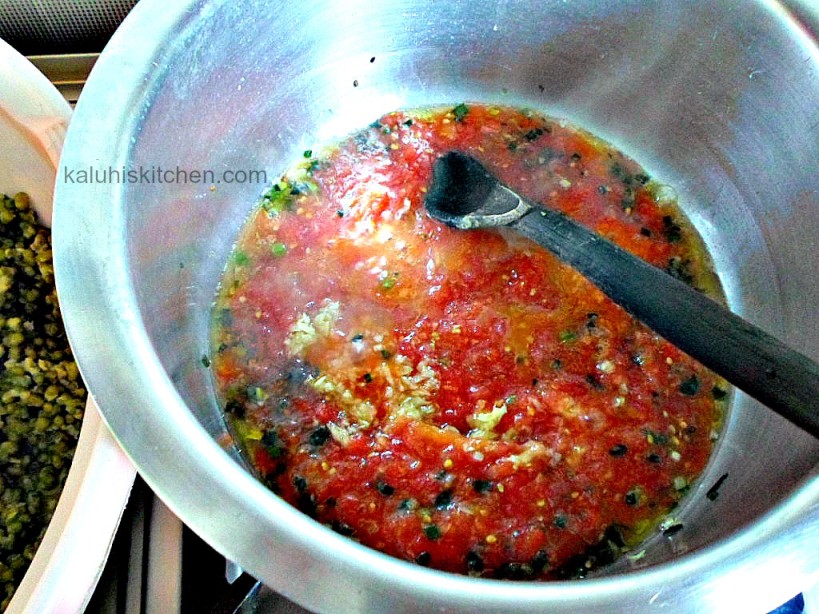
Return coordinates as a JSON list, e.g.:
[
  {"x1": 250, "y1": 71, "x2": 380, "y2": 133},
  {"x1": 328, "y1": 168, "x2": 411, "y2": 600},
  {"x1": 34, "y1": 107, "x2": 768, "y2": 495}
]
[{"x1": 211, "y1": 104, "x2": 726, "y2": 578}]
